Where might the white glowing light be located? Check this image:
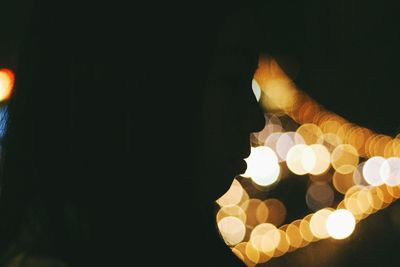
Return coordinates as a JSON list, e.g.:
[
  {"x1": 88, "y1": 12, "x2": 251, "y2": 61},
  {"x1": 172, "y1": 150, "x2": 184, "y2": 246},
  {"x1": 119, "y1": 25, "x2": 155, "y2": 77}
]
[
  {"x1": 242, "y1": 146, "x2": 280, "y2": 186},
  {"x1": 286, "y1": 144, "x2": 308, "y2": 175},
  {"x1": 309, "y1": 144, "x2": 331, "y2": 175},
  {"x1": 326, "y1": 209, "x2": 356, "y2": 240},
  {"x1": 363, "y1": 156, "x2": 386, "y2": 186},
  {"x1": 381, "y1": 157, "x2": 400, "y2": 186},
  {"x1": 276, "y1": 132, "x2": 305, "y2": 161},
  {"x1": 301, "y1": 146, "x2": 317, "y2": 173},
  {"x1": 252, "y1": 79, "x2": 261, "y2": 102}
]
